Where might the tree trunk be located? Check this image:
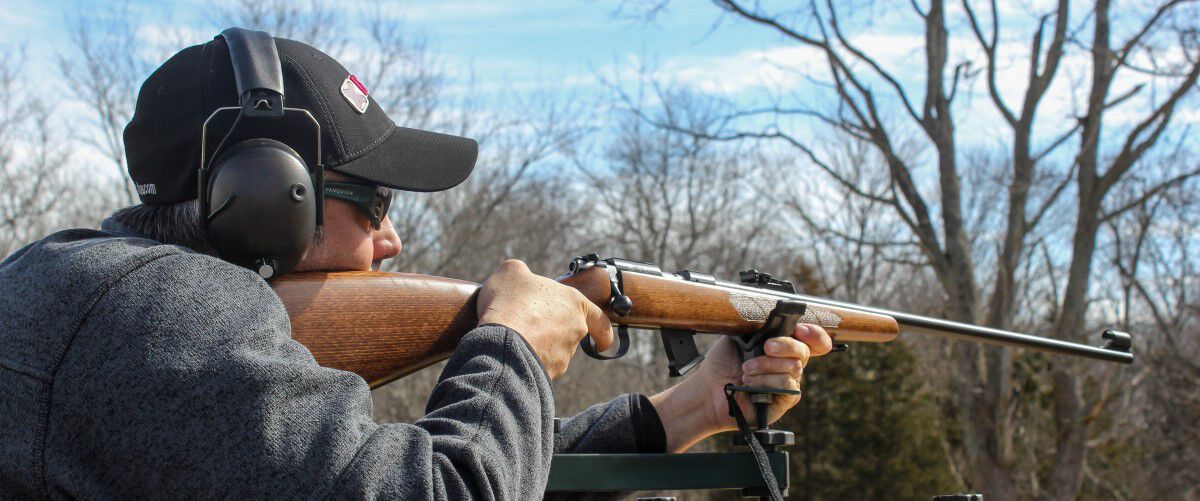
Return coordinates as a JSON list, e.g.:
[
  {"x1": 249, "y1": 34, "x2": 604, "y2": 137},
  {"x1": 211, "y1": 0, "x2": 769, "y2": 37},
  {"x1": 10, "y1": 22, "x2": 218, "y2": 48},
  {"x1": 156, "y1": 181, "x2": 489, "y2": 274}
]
[{"x1": 1045, "y1": 189, "x2": 1103, "y2": 499}]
